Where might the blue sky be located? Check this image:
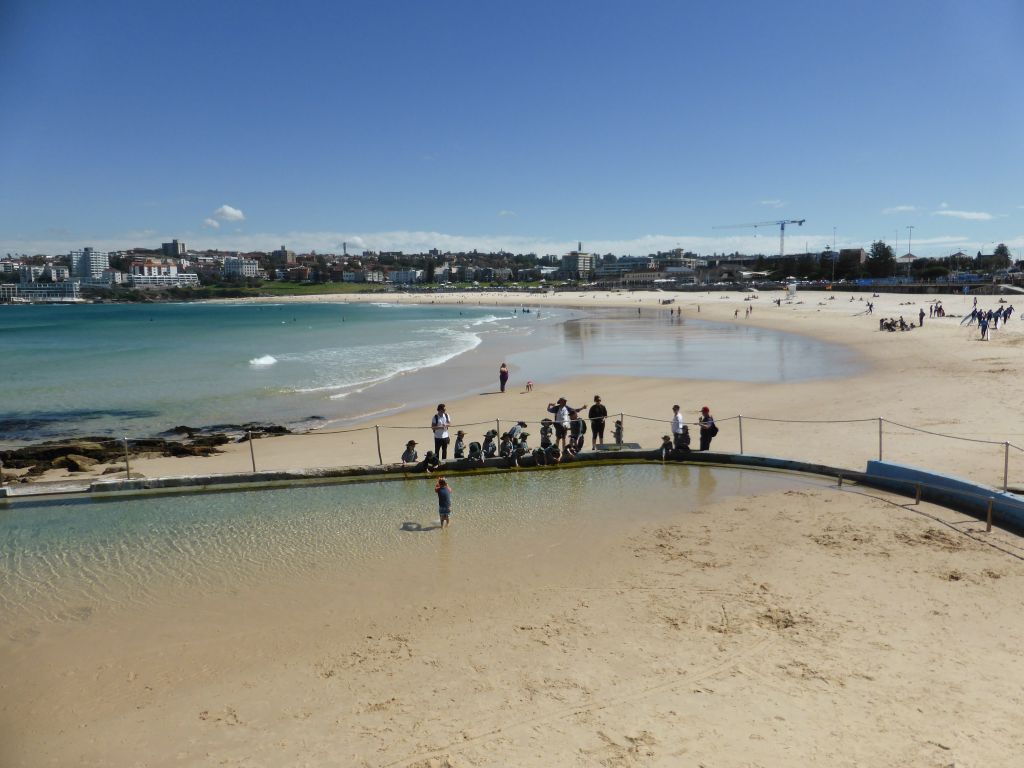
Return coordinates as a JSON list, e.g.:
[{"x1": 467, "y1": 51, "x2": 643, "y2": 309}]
[{"x1": 2, "y1": 0, "x2": 1022, "y2": 258}]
